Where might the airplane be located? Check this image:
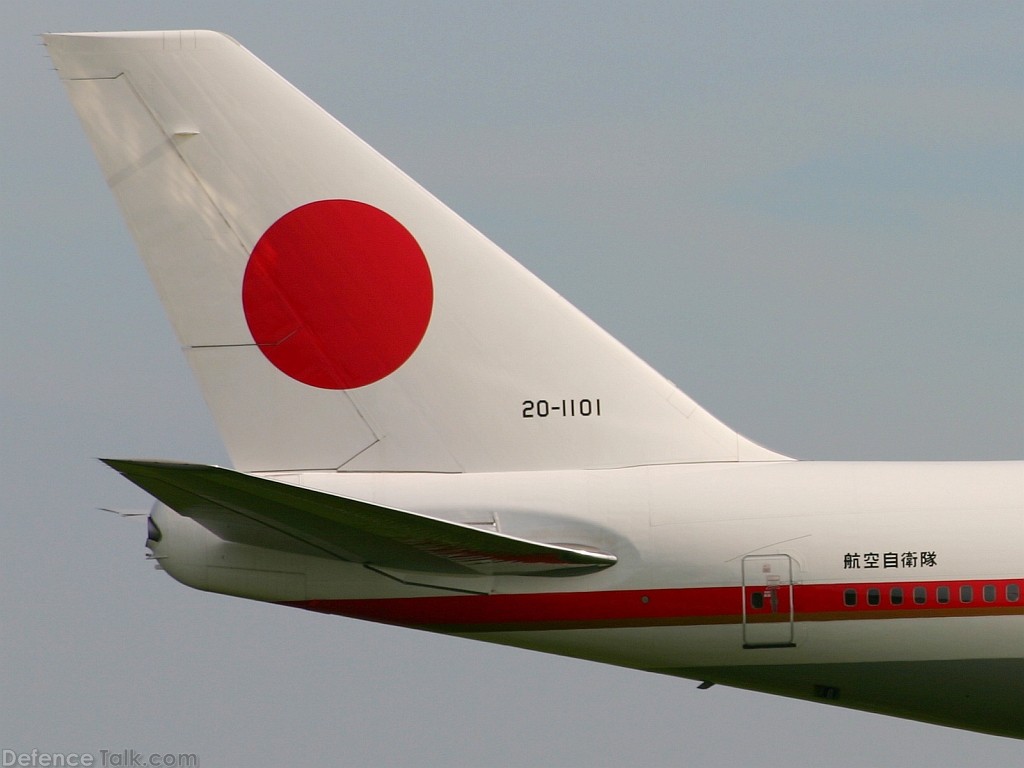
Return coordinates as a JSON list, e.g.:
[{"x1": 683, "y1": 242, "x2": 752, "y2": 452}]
[{"x1": 46, "y1": 30, "x2": 1023, "y2": 739}]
